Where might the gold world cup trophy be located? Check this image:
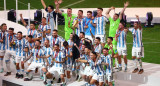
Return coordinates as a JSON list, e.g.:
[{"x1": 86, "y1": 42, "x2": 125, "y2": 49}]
[
  {"x1": 72, "y1": 20, "x2": 79, "y2": 29},
  {"x1": 9, "y1": 38, "x2": 15, "y2": 47}
]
